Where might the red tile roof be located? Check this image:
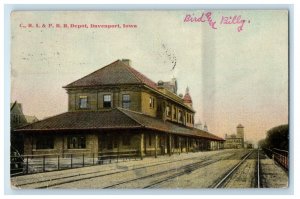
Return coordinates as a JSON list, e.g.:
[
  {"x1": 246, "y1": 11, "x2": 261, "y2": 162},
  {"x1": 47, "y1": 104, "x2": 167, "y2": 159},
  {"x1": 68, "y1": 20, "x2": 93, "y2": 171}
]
[
  {"x1": 15, "y1": 108, "x2": 224, "y2": 141},
  {"x1": 64, "y1": 60, "x2": 157, "y2": 90},
  {"x1": 14, "y1": 109, "x2": 140, "y2": 131}
]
